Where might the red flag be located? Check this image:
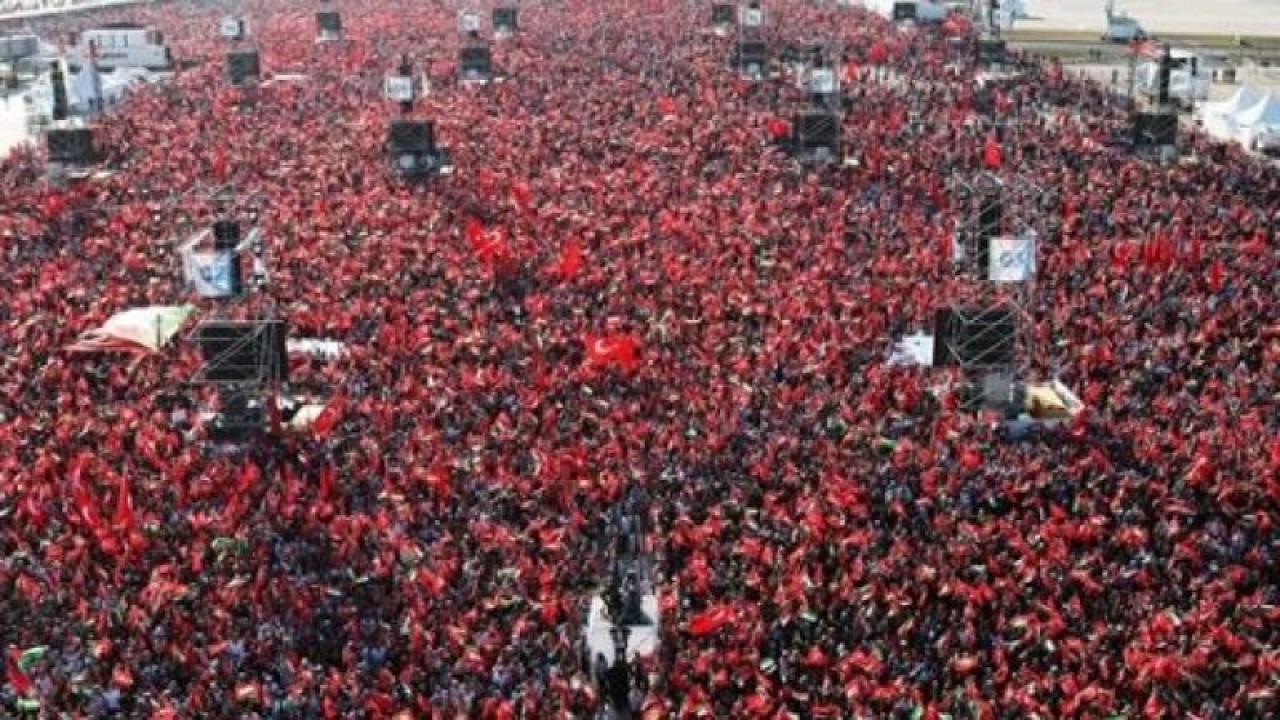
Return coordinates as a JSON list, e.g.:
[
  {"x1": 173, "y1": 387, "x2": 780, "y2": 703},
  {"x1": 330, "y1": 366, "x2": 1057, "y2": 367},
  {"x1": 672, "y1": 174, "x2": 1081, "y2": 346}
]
[
  {"x1": 465, "y1": 220, "x2": 508, "y2": 268},
  {"x1": 802, "y1": 646, "x2": 830, "y2": 667},
  {"x1": 657, "y1": 96, "x2": 677, "y2": 114},
  {"x1": 1155, "y1": 234, "x2": 1175, "y2": 267},
  {"x1": 766, "y1": 117, "x2": 790, "y2": 141},
  {"x1": 312, "y1": 392, "x2": 346, "y2": 438},
  {"x1": 1242, "y1": 230, "x2": 1267, "y2": 256},
  {"x1": 552, "y1": 240, "x2": 583, "y2": 280},
  {"x1": 114, "y1": 473, "x2": 135, "y2": 531},
  {"x1": 982, "y1": 136, "x2": 1002, "y2": 169},
  {"x1": 585, "y1": 334, "x2": 641, "y2": 373},
  {"x1": 212, "y1": 150, "x2": 228, "y2": 182},
  {"x1": 1208, "y1": 258, "x2": 1224, "y2": 291},
  {"x1": 511, "y1": 181, "x2": 532, "y2": 212},
  {"x1": 687, "y1": 605, "x2": 734, "y2": 636},
  {"x1": 319, "y1": 462, "x2": 335, "y2": 502},
  {"x1": 1185, "y1": 235, "x2": 1203, "y2": 264},
  {"x1": 868, "y1": 41, "x2": 889, "y2": 65},
  {"x1": 6, "y1": 648, "x2": 31, "y2": 696},
  {"x1": 464, "y1": 216, "x2": 486, "y2": 247}
]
